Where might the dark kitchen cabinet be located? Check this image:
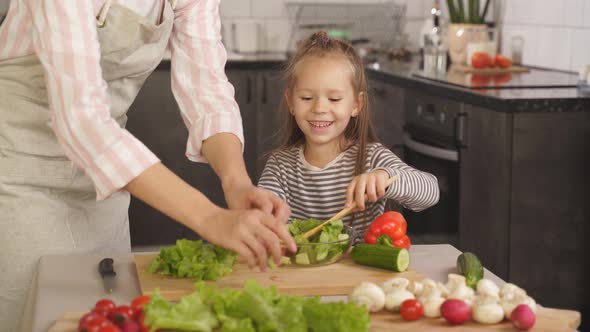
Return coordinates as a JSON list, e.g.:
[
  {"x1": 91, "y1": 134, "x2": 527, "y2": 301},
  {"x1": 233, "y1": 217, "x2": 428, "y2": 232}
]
[
  {"x1": 376, "y1": 77, "x2": 589, "y2": 320},
  {"x1": 125, "y1": 69, "x2": 223, "y2": 246},
  {"x1": 126, "y1": 65, "x2": 284, "y2": 246},
  {"x1": 368, "y1": 79, "x2": 405, "y2": 157},
  {"x1": 459, "y1": 104, "x2": 590, "y2": 318},
  {"x1": 225, "y1": 68, "x2": 284, "y2": 182}
]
